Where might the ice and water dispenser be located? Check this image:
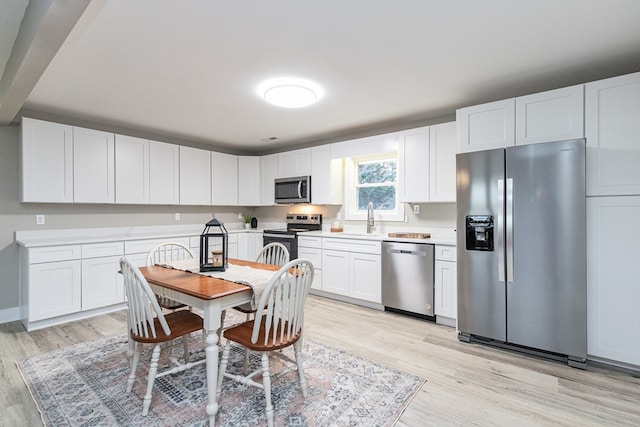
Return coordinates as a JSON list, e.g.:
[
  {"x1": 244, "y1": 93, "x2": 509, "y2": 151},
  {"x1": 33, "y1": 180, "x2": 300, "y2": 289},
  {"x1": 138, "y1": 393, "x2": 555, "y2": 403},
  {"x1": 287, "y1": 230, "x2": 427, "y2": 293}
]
[{"x1": 465, "y1": 215, "x2": 494, "y2": 251}]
